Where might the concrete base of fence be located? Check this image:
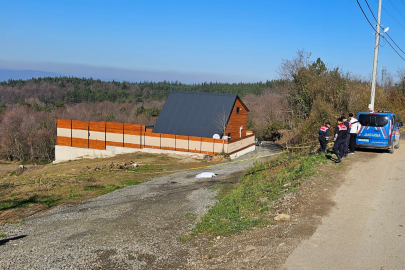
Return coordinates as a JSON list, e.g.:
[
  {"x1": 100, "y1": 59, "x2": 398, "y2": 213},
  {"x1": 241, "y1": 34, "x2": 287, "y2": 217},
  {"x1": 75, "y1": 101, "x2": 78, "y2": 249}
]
[
  {"x1": 229, "y1": 145, "x2": 256, "y2": 159},
  {"x1": 53, "y1": 143, "x2": 256, "y2": 163},
  {"x1": 53, "y1": 145, "x2": 208, "y2": 163}
]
